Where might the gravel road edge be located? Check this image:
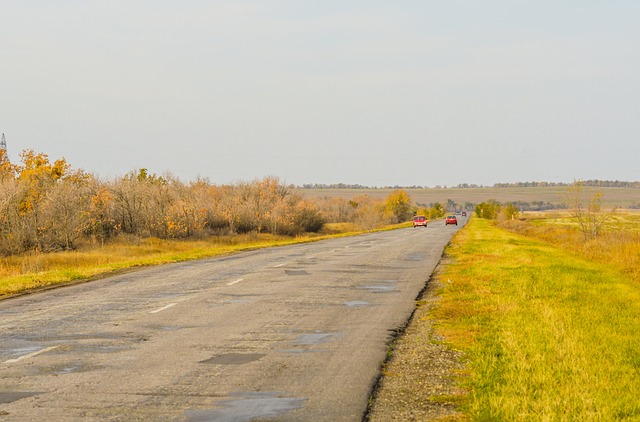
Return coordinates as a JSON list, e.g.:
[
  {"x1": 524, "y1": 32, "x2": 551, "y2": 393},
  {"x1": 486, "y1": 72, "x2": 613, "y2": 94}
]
[{"x1": 364, "y1": 257, "x2": 467, "y2": 421}]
